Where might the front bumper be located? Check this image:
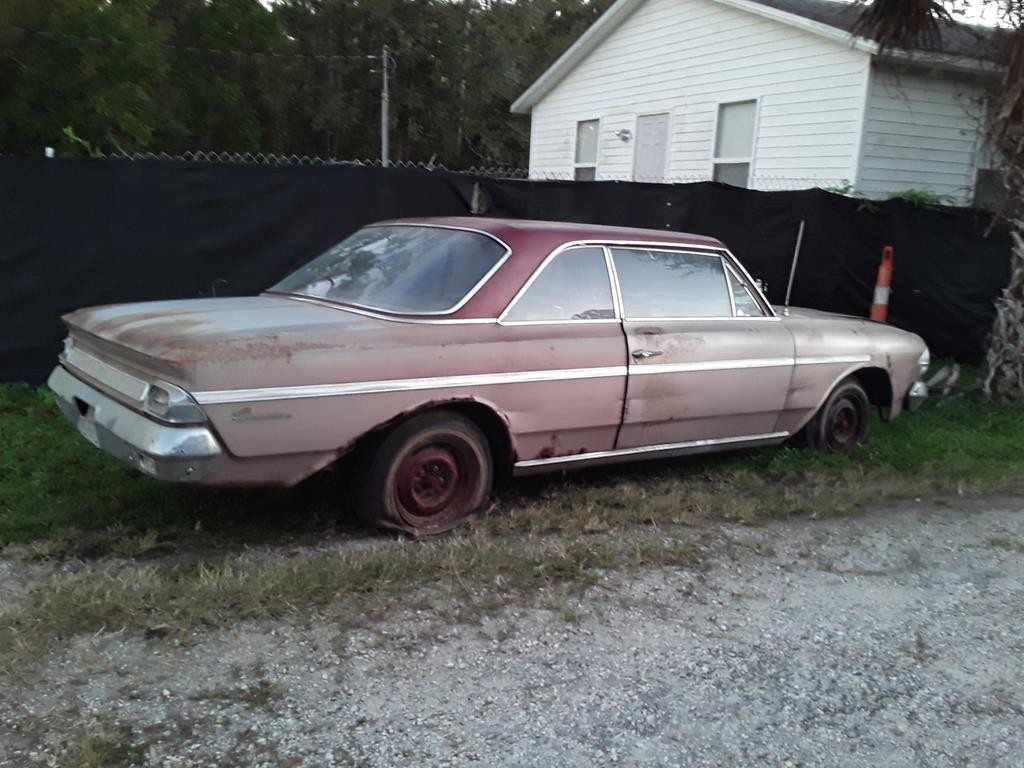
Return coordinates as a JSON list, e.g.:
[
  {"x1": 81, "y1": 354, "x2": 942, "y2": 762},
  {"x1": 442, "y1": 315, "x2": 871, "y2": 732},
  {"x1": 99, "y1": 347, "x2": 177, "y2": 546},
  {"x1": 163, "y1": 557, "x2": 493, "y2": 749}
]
[
  {"x1": 904, "y1": 380, "x2": 928, "y2": 412},
  {"x1": 47, "y1": 365, "x2": 224, "y2": 482}
]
